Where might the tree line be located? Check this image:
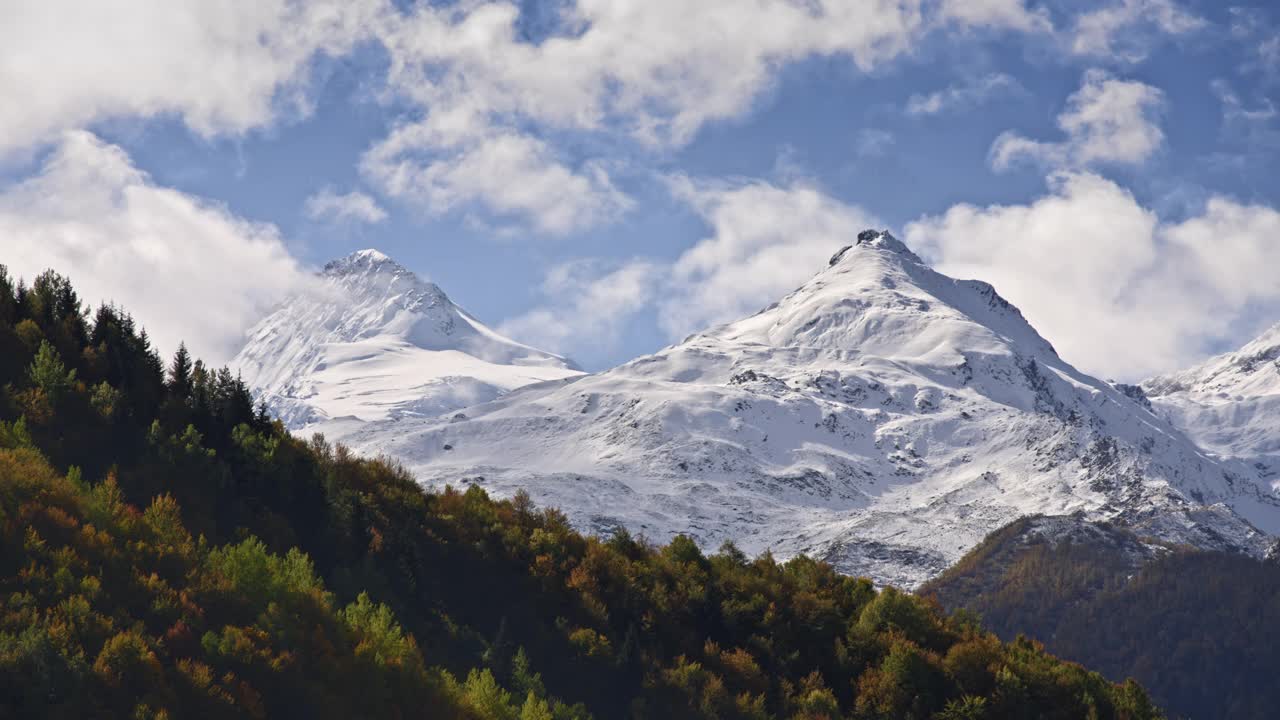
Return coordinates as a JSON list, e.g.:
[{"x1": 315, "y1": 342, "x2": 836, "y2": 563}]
[{"x1": 0, "y1": 266, "x2": 1164, "y2": 719}]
